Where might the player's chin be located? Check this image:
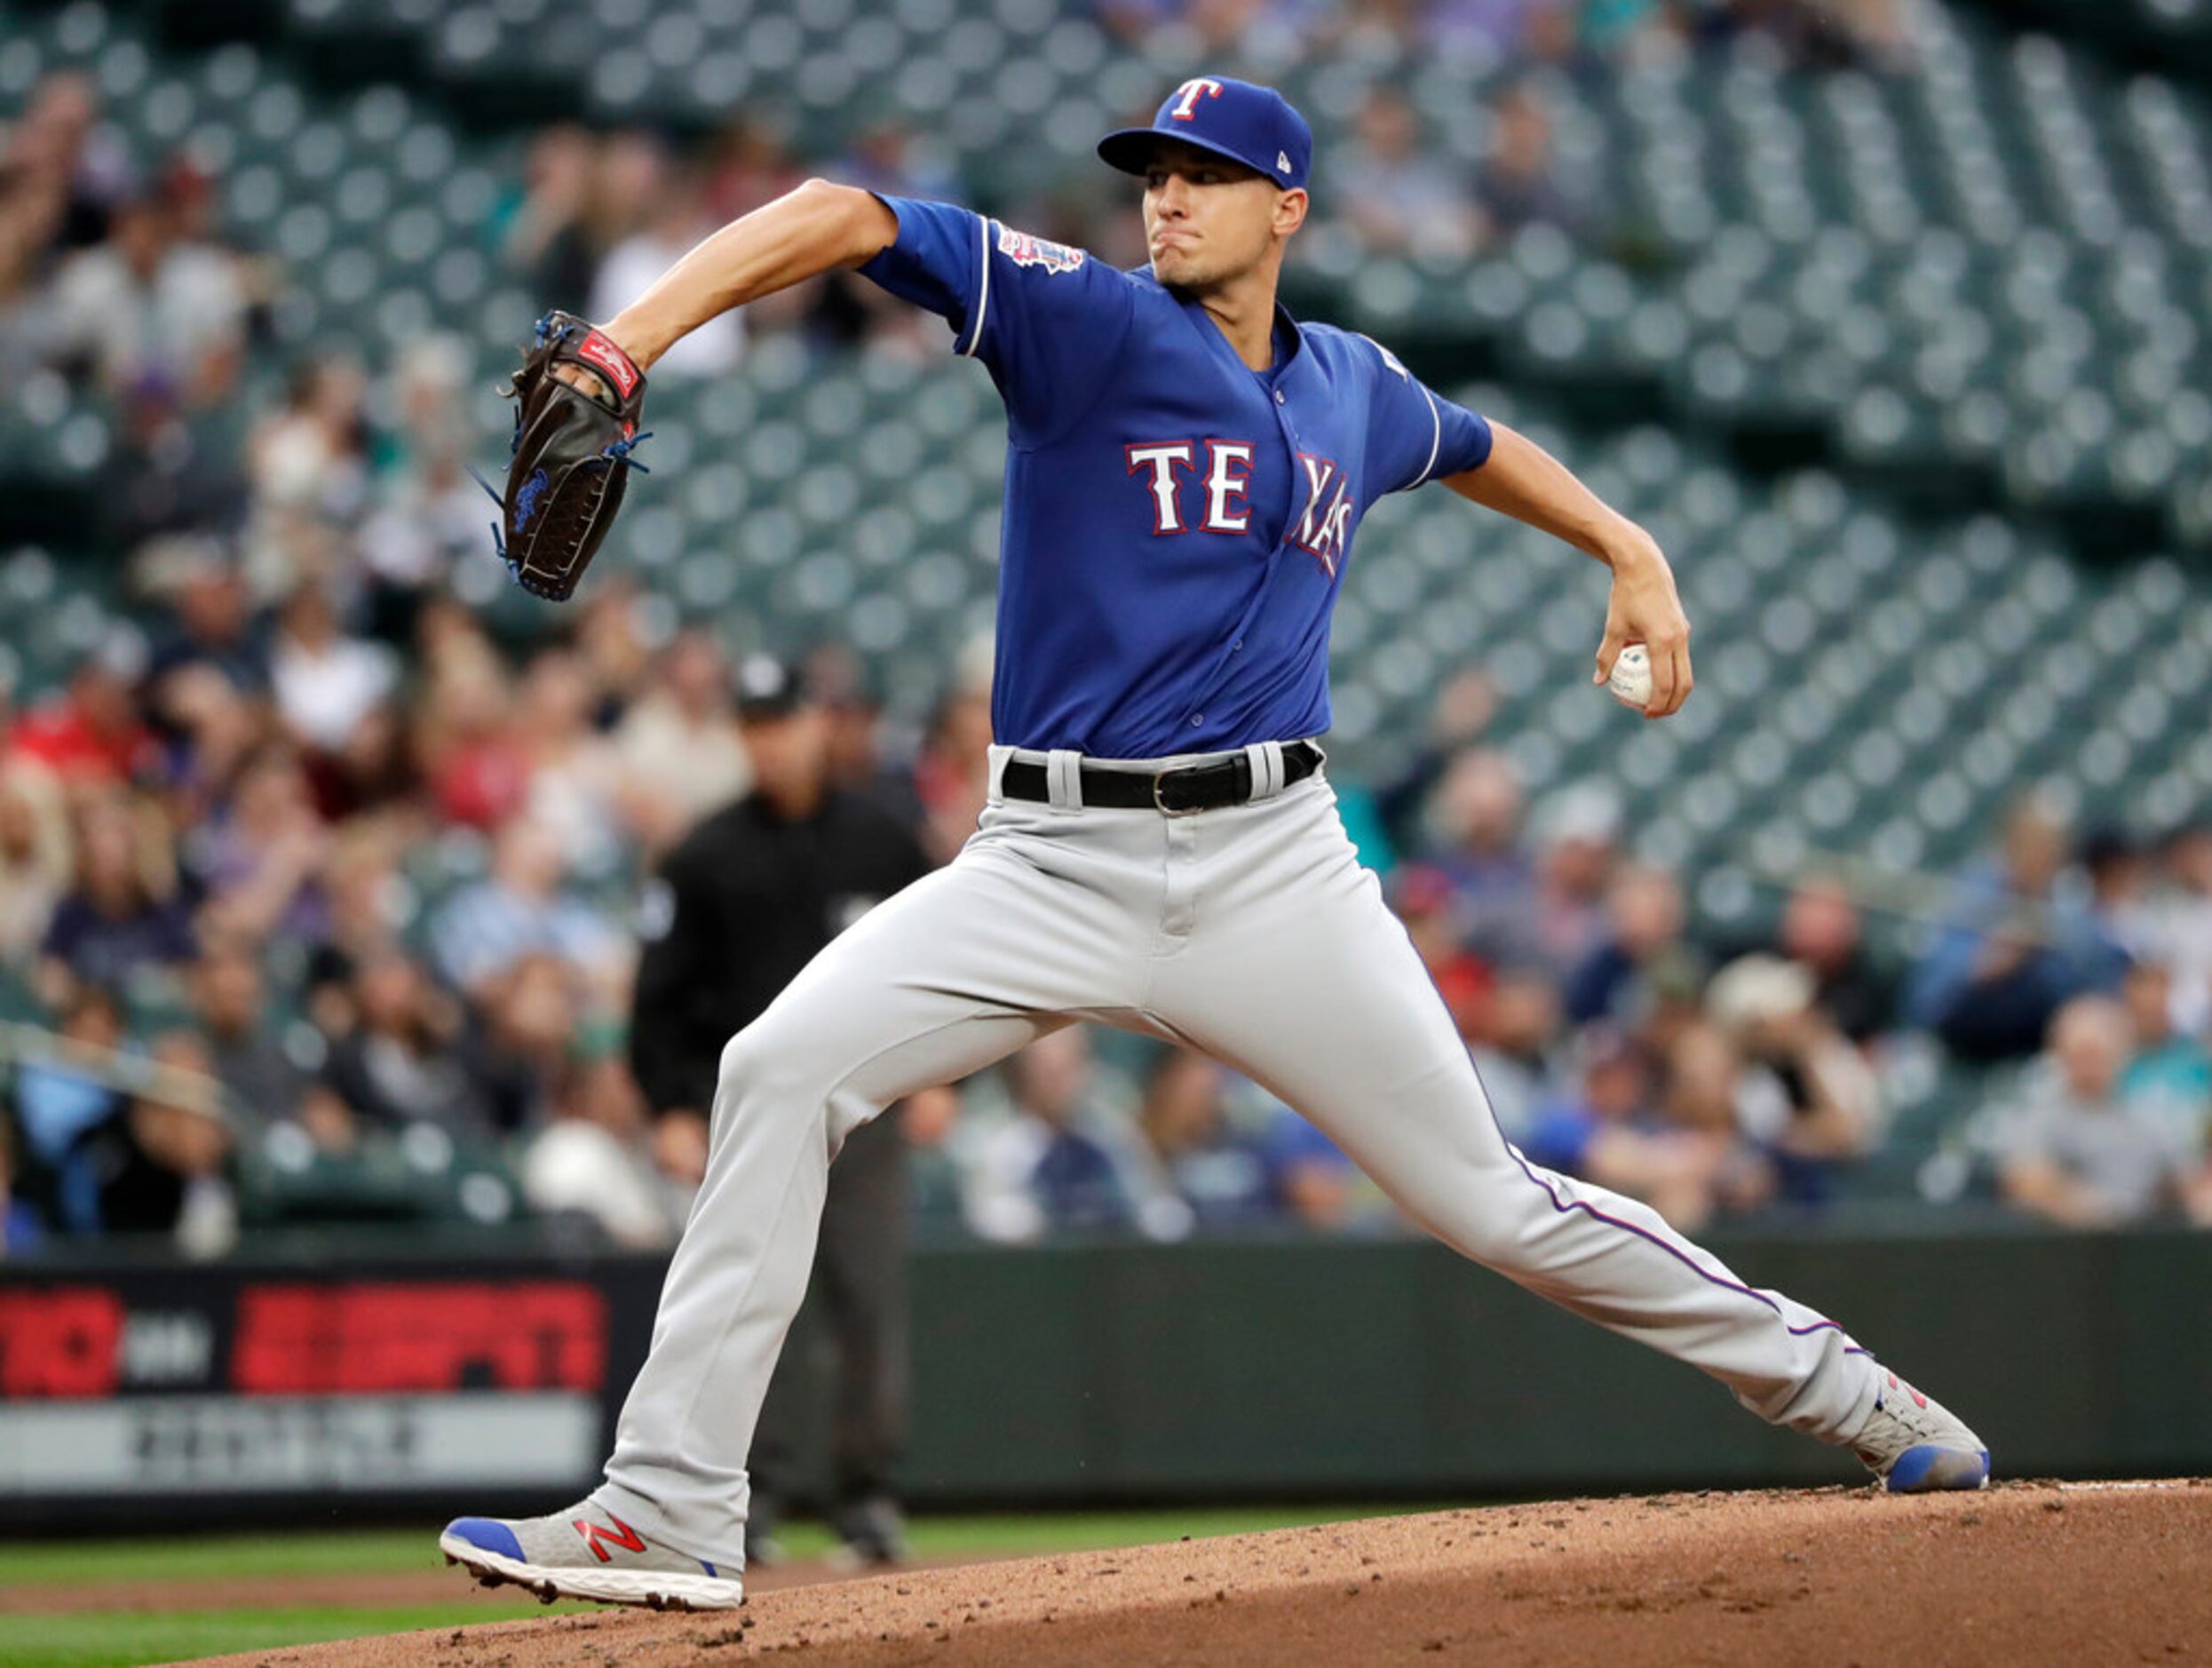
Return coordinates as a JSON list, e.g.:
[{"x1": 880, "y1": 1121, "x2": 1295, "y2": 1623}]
[{"x1": 1153, "y1": 251, "x2": 1217, "y2": 290}]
